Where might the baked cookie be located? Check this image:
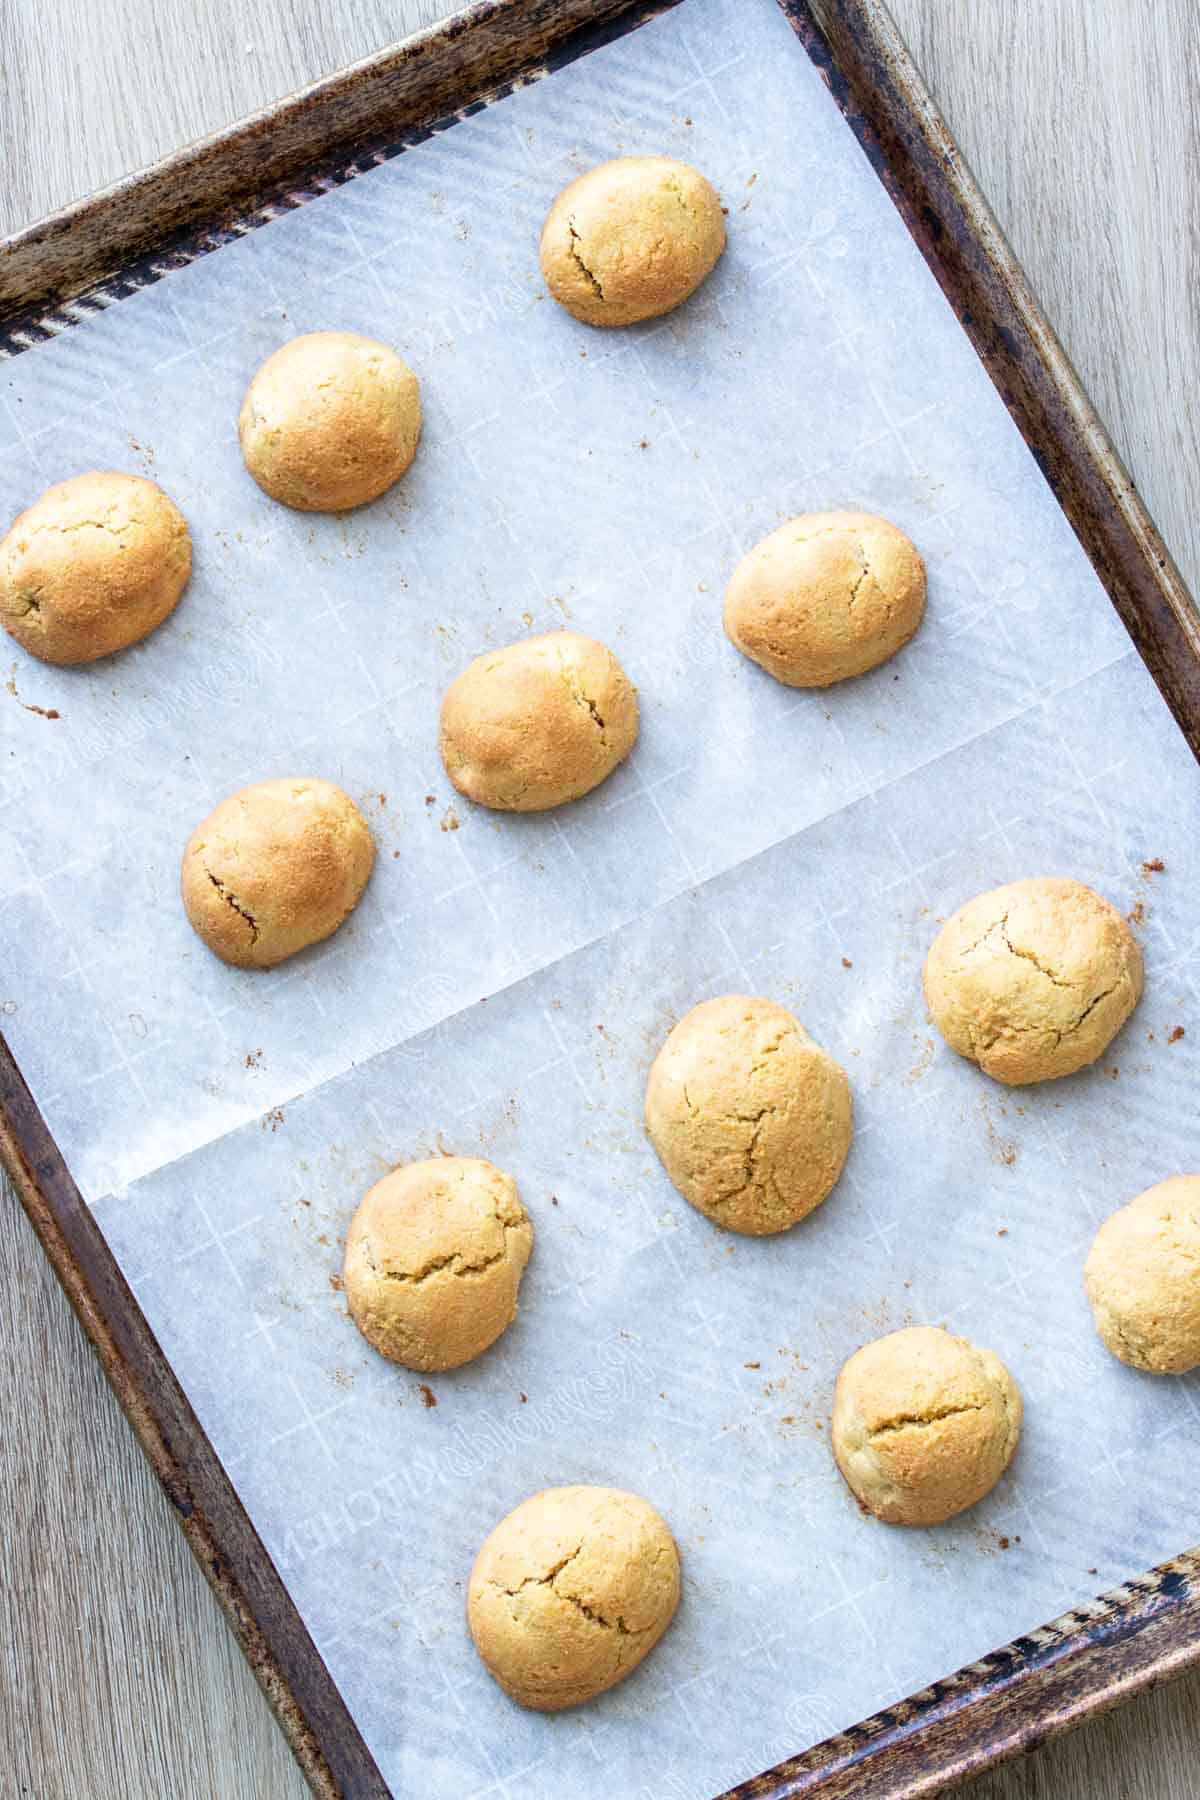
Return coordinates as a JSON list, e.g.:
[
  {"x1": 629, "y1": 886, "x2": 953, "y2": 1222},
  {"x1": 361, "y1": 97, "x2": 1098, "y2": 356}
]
[
  {"x1": 644, "y1": 994, "x2": 852, "y2": 1235},
  {"x1": 439, "y1": 630, "x2": 638, "y2": 812},
  {"x1": 181, "y1": 777, "x2": 375, "y2": 969},
  {"x1": 724, "y1": 510, "x2": 925, "y2": 687},
  {"x1": 238, "y1": 331, "x2": 421, "y2": 511},
  {"x1": 467, "y1": 1485, "x2": 680, "y2": 1710},
  {"x1": 540, "y1": 156, "x2": 725, "y2": 327},
  {"x1": 0, "y1": 471, "x2": 190, "y2": 665},
  {"x1": 923, "y1": 876, "x2": 1142, "y2": 1084},
  {"x1": 1085, "y1": 1176, "x2": 1200, "y2": 1373},
  {"x1": 344, "y1": 1156, "x2": 534, "y2": 1371},
  {"x1": 832, "y1": 1325, "x2": 1022, "y2": 1526}
]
